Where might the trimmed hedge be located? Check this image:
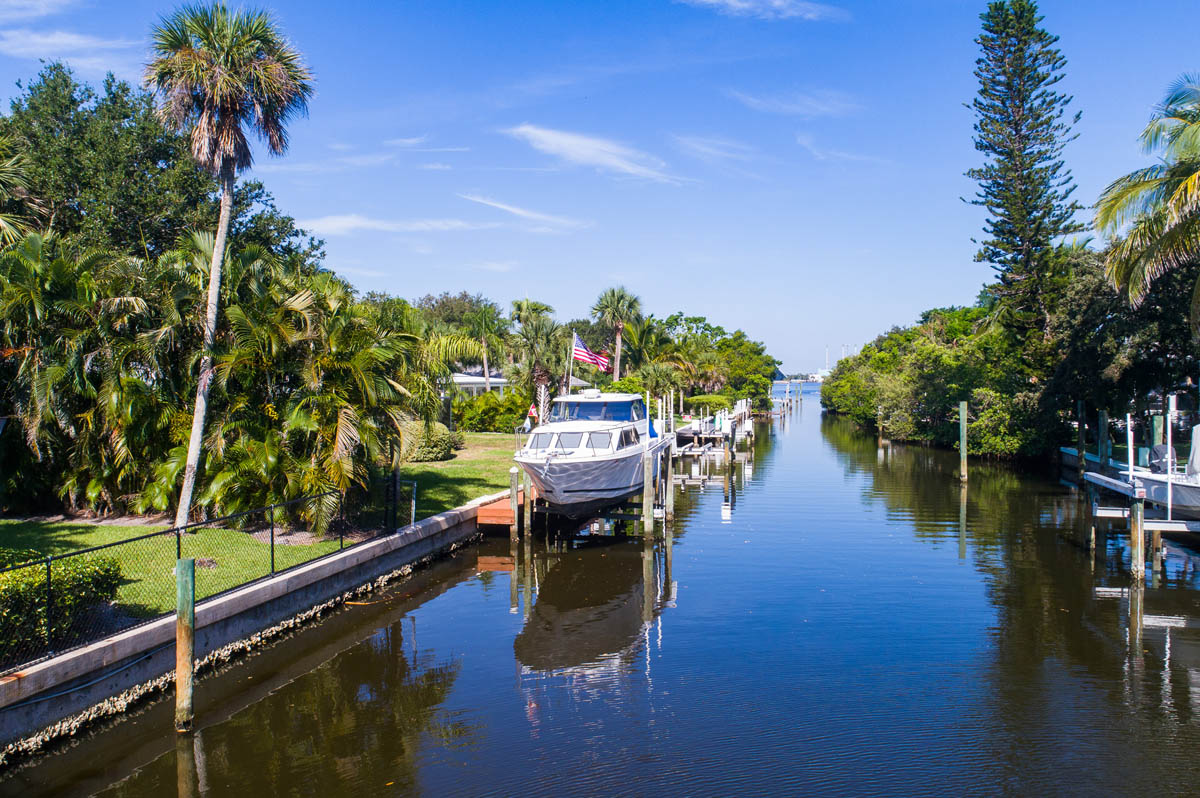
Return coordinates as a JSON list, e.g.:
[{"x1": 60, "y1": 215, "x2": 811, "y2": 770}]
[
  {"x1": 408, "y1": 422, "x2": 456, "y2": 462},
  {"x1": 687, "y1": 394, "x2": 733, "y2": 414},
  {"x1": 0, "y1": 548, "x2": 121, "y2": 662}
]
